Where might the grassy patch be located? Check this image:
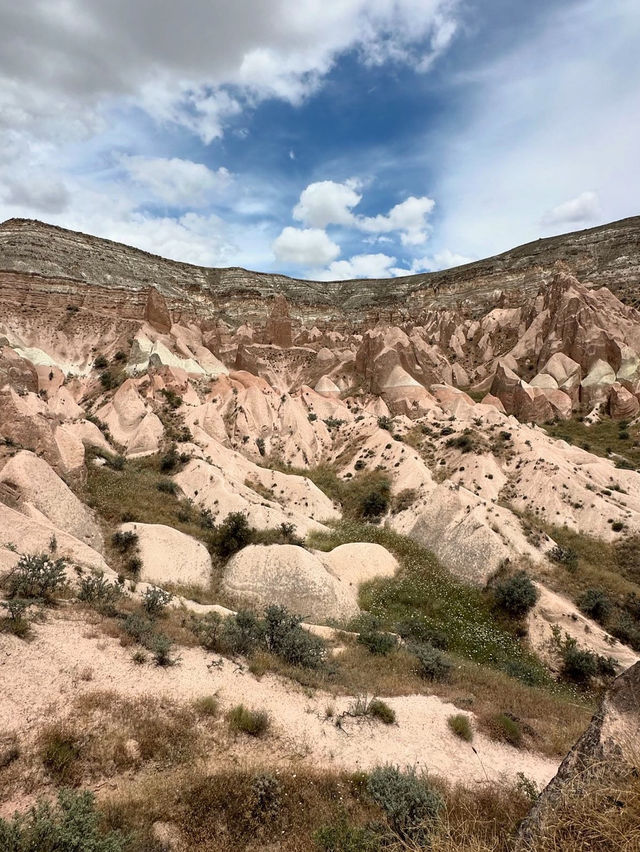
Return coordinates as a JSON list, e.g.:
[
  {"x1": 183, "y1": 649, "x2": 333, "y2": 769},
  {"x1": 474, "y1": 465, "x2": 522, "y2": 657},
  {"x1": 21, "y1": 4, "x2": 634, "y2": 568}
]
[
  {"x1": 545, "y1": 416, "x2": 640, "y2": 469},
  {"x1": 226, "y1": 704, "x2": 270, "y2": 737},
  {"x1": 448, "y1": 714, "x2": 473, "y2": 742}
]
